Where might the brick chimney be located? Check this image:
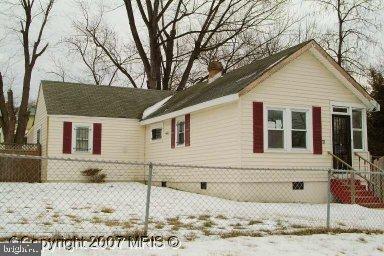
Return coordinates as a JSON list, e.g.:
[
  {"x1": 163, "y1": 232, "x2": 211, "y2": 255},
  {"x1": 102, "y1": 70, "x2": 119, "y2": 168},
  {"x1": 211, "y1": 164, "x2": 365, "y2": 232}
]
[{"x1": 207, "y1": 60, "x2": 223, "y2": 83}]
